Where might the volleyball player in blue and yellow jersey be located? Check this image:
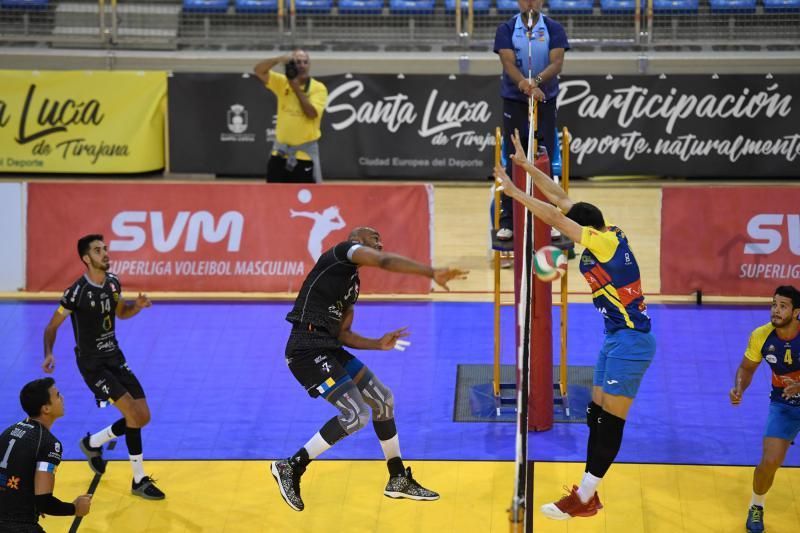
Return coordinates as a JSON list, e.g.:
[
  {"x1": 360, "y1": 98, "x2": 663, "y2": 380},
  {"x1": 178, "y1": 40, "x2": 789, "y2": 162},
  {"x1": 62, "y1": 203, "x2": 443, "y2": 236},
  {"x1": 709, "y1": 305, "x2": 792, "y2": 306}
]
[
  {"x1": 730, "y1": 285, "x2": 800, "y2": 533},
  {"x1": 495, "y1": 129, "x2": 656, "y2": 521}
]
